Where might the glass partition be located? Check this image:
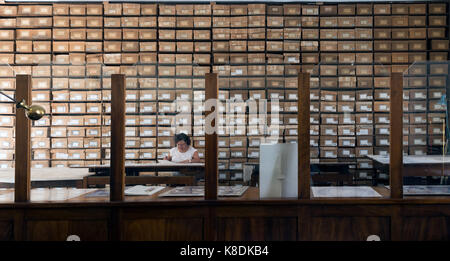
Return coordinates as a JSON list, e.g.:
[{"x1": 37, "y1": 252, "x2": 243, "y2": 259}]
[
  {"x1": 308, "y1": 61, "x2": 391, "y2": 198},
  {"x1": 35, "y1": 59, "x2": 104, "y2": 200},
  {"x1": 0, "y1": 64, "x2": 17, "y2": 172},
  {"x1": 0, "y1": 60, "x2": 106, "y2": 201},
  {"x1": 401, "y1": 61, "x2": 450, "y2": 196},
  {"x1": 0, "y1": 64, "x2": 19, "y2": 203}
]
